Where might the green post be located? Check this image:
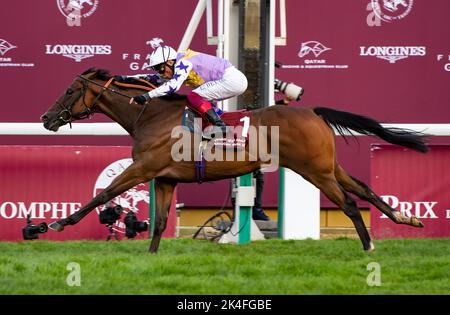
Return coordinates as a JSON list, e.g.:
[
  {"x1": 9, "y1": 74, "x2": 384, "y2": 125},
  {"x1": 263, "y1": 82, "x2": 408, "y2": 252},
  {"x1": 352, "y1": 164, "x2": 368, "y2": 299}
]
[
  {"x1": 238, "y1": 173, "x2": 253, "y2": 244},
  {"x1": 277, "y1": 168, "x2": 285, "y2": 239},
  {"x1": 149, "y1": 179, "x2": 155, "y2": 239}
]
